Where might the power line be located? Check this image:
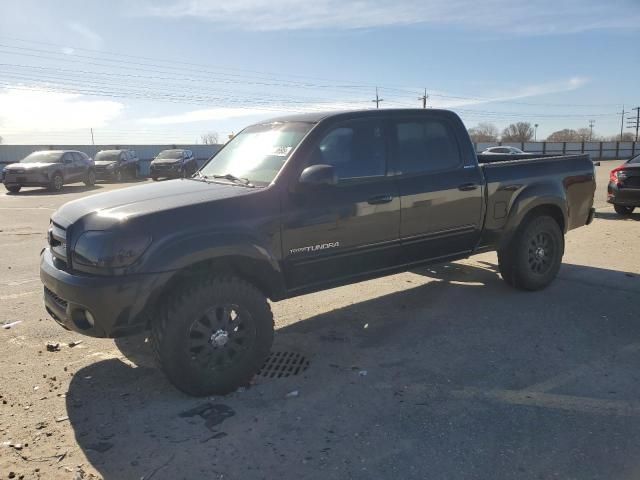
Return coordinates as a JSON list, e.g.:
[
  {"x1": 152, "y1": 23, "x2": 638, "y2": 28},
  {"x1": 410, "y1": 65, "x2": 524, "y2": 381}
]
[{"x1": 0, "y1": 40, "x2": 630, "y2": 109}]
